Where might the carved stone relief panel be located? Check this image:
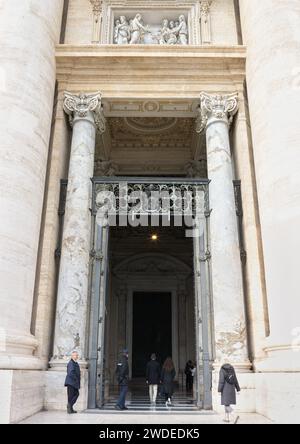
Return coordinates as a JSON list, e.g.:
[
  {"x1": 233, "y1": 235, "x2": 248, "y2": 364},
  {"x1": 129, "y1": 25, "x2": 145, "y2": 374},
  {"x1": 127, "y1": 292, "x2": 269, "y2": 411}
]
[
  {"x1": 97, "y1": 1, "x2": 204, "y2": 45},
  {"x1": 113, "y1": 13, "x2": 189, "y2": 45}
]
